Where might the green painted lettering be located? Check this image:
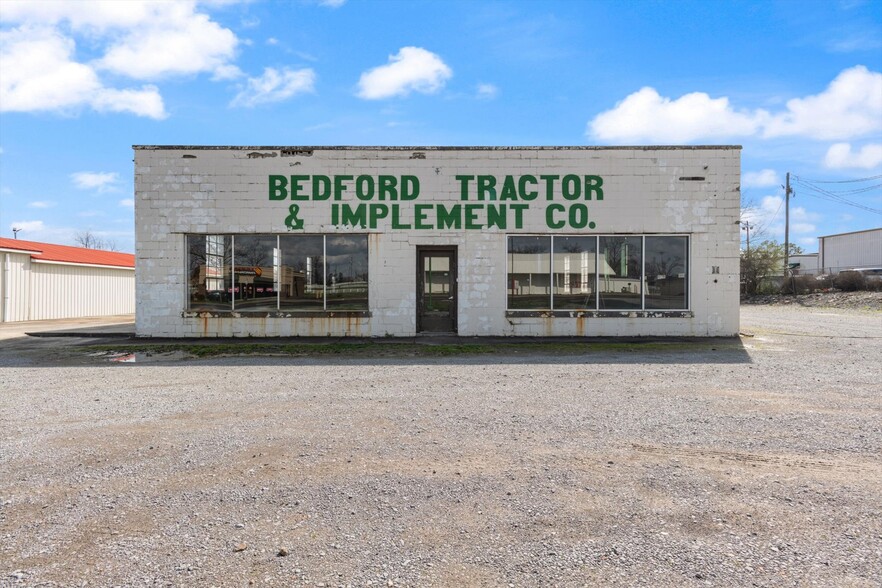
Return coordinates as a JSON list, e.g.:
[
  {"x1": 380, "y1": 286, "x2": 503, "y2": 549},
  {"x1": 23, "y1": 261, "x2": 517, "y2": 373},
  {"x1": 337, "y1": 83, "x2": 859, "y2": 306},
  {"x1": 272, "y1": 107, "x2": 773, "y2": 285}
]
[
  {"x1": 331, "y1": 203, "x2": 339, "y2": 225},
  {"x1": 436, "y1": 204, "x2": 461, "y2": 229},
  {"x1": 499, "y1": 176, "x2": 518, "y2": 201},
  {"x1": 465, "y1": 204, "x2": 483, "y2": 229},
  {"x1": 340, "y1": 203, "x2": 366, "y2": 228},
  {"x1": 312, "y1": 175, "x2": 331, "y2": 200},
  {"x1": 585, "y1": 175, "x2": 603, "y2": 200},
  {"x1": 562, "y1": 174, "x2": 581, "y2": 200},
  {"x1": 510, "y1": 204, "x2": 528, "y2": 229},
  {"x1": 546, "y1": 203, "x2": 565, "y2": 229},
  {"x1": 414, "y1": 204, "x2": 432, "y2": 229},
  {"x1": 289, "y1": 175, "x2": 309, "y2": 200},
  {"x1": 334, "y1": 175, "x2": 353, "y2": 201},
  {"x1": 369, "y1": 204, "x2": 388, "y2": 228},
  {"x1": 540, "y1": 175, "x2": 560, "y2": 200},
  {"x1": 355, "y1": 175, "x2": 374, "y2": 200},
  {"x1": 269, "y1": 175, "x2": 288, "y2": 200},
  {"x1": 486, "y1": 204, "x2": 507, "y2": 229},
  {"x1": 569, "y1": 203, "x2": 589, "y2": 228},
  {"x1": 379, "y1": 175, "x2": 398, "y2": 200},
  {"x1": 518, "y1": 175, "x2": 538, "y2": 200},
  {"x1": 477, "y1": 175, "x2": 496, "y2": 201},
  {"x1": 456, "y1": 175, "x2": 475, "y2": 200},
  {"x1": 401, "y1": 176, "x2": 419, "y2": 201},
  {"x1": 391, "y1": 205, "x2": 411, "y2": 229}
]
